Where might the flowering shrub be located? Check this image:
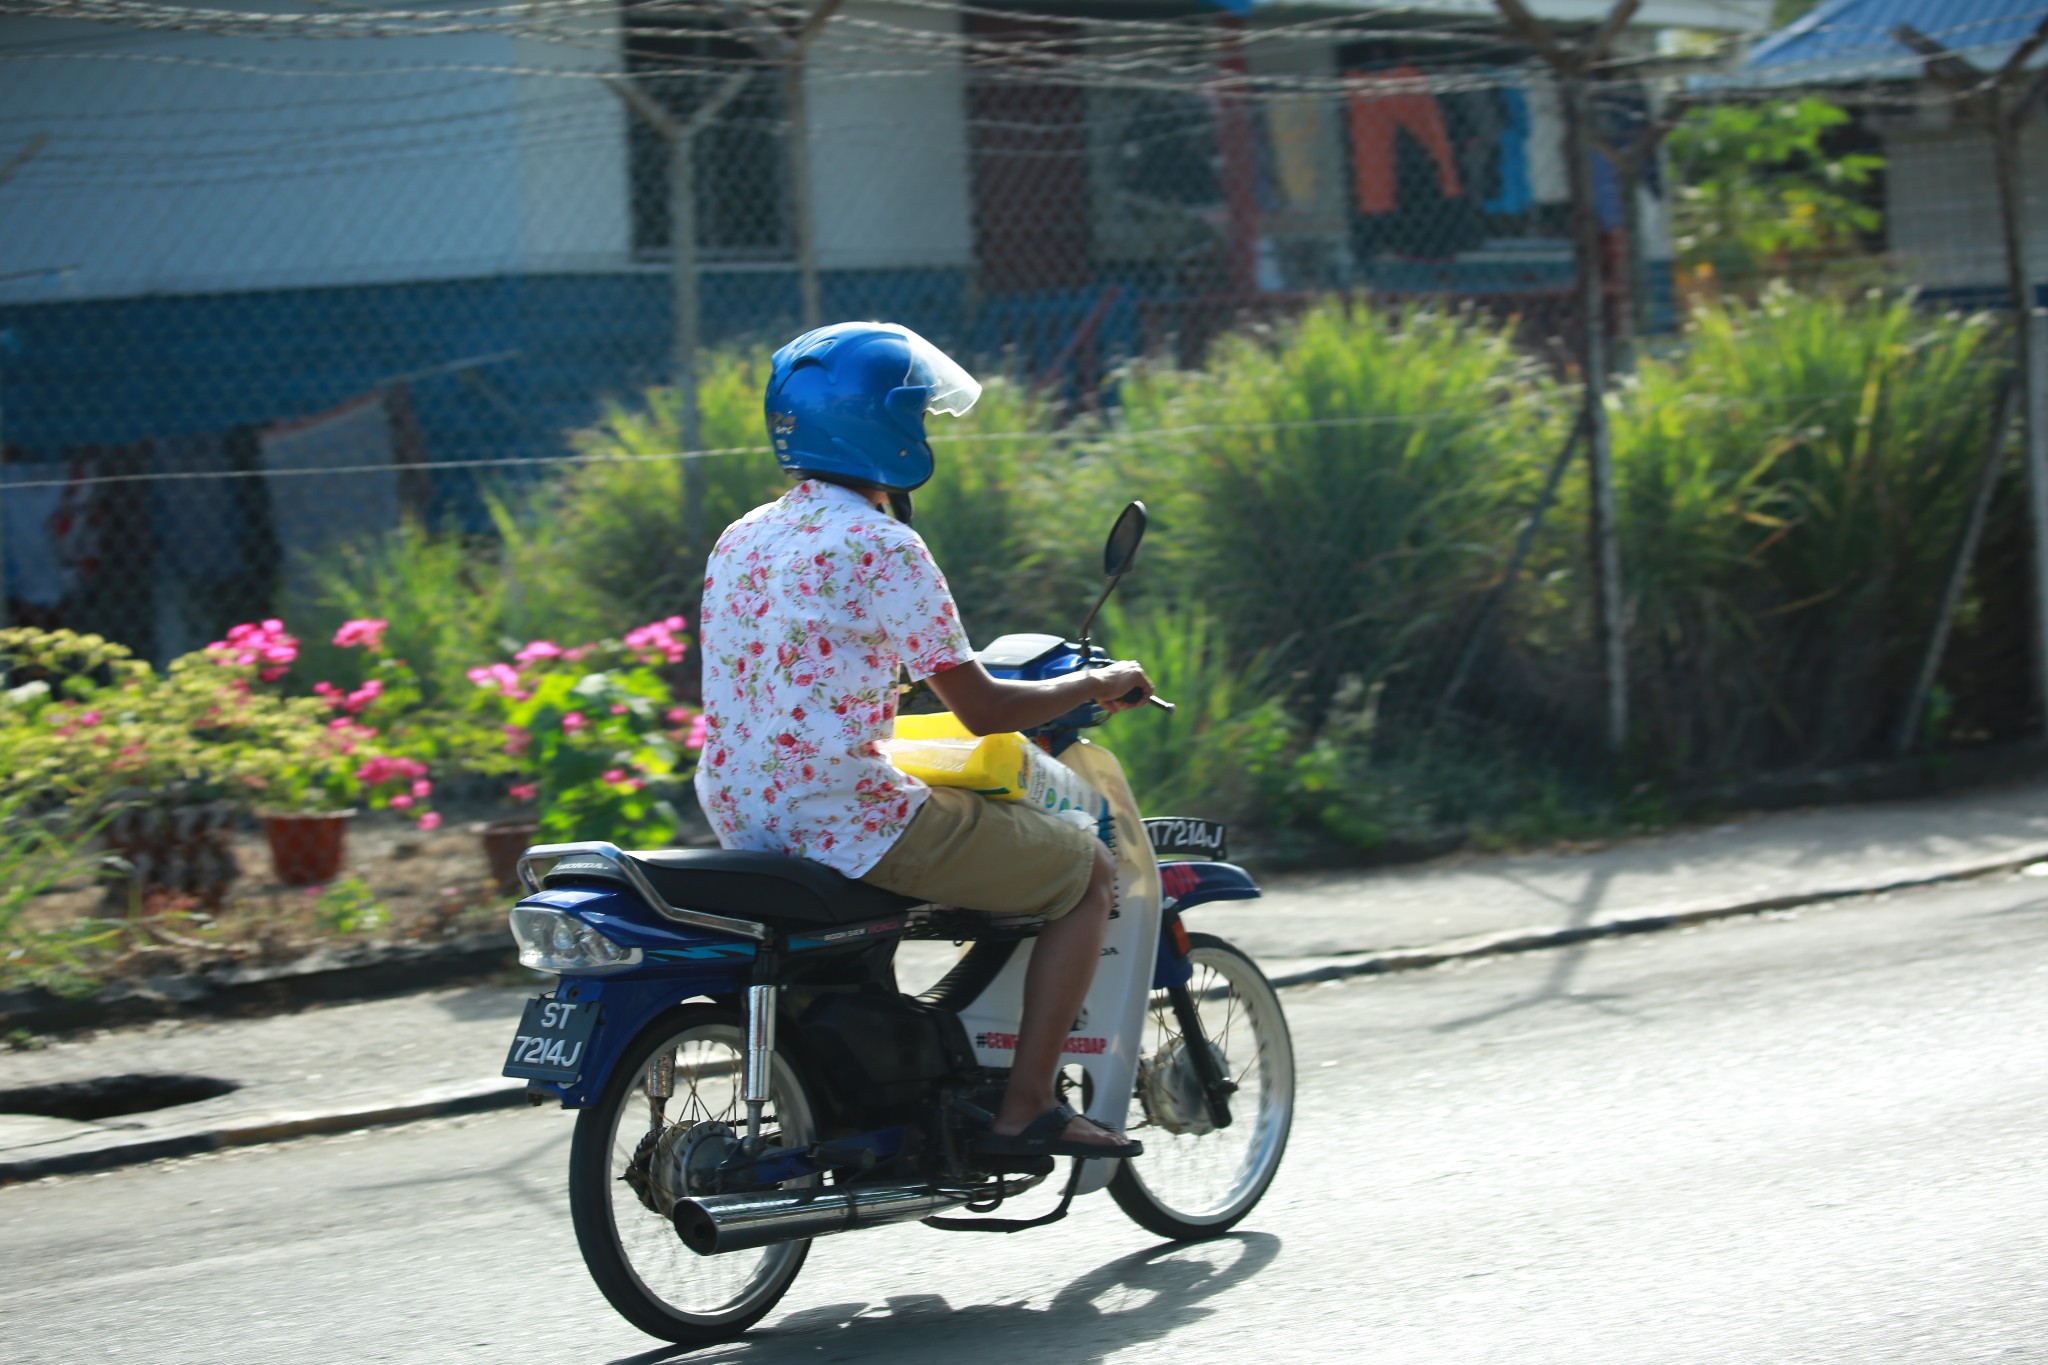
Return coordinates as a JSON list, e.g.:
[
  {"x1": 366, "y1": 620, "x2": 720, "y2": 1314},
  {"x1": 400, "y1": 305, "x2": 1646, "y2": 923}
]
[
  {"x1": 0, "y1": 625, "x2": 440, "y2": 829},
  {"x1": 466, "y1": 616, "x2": 706, "y2": 845}
]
